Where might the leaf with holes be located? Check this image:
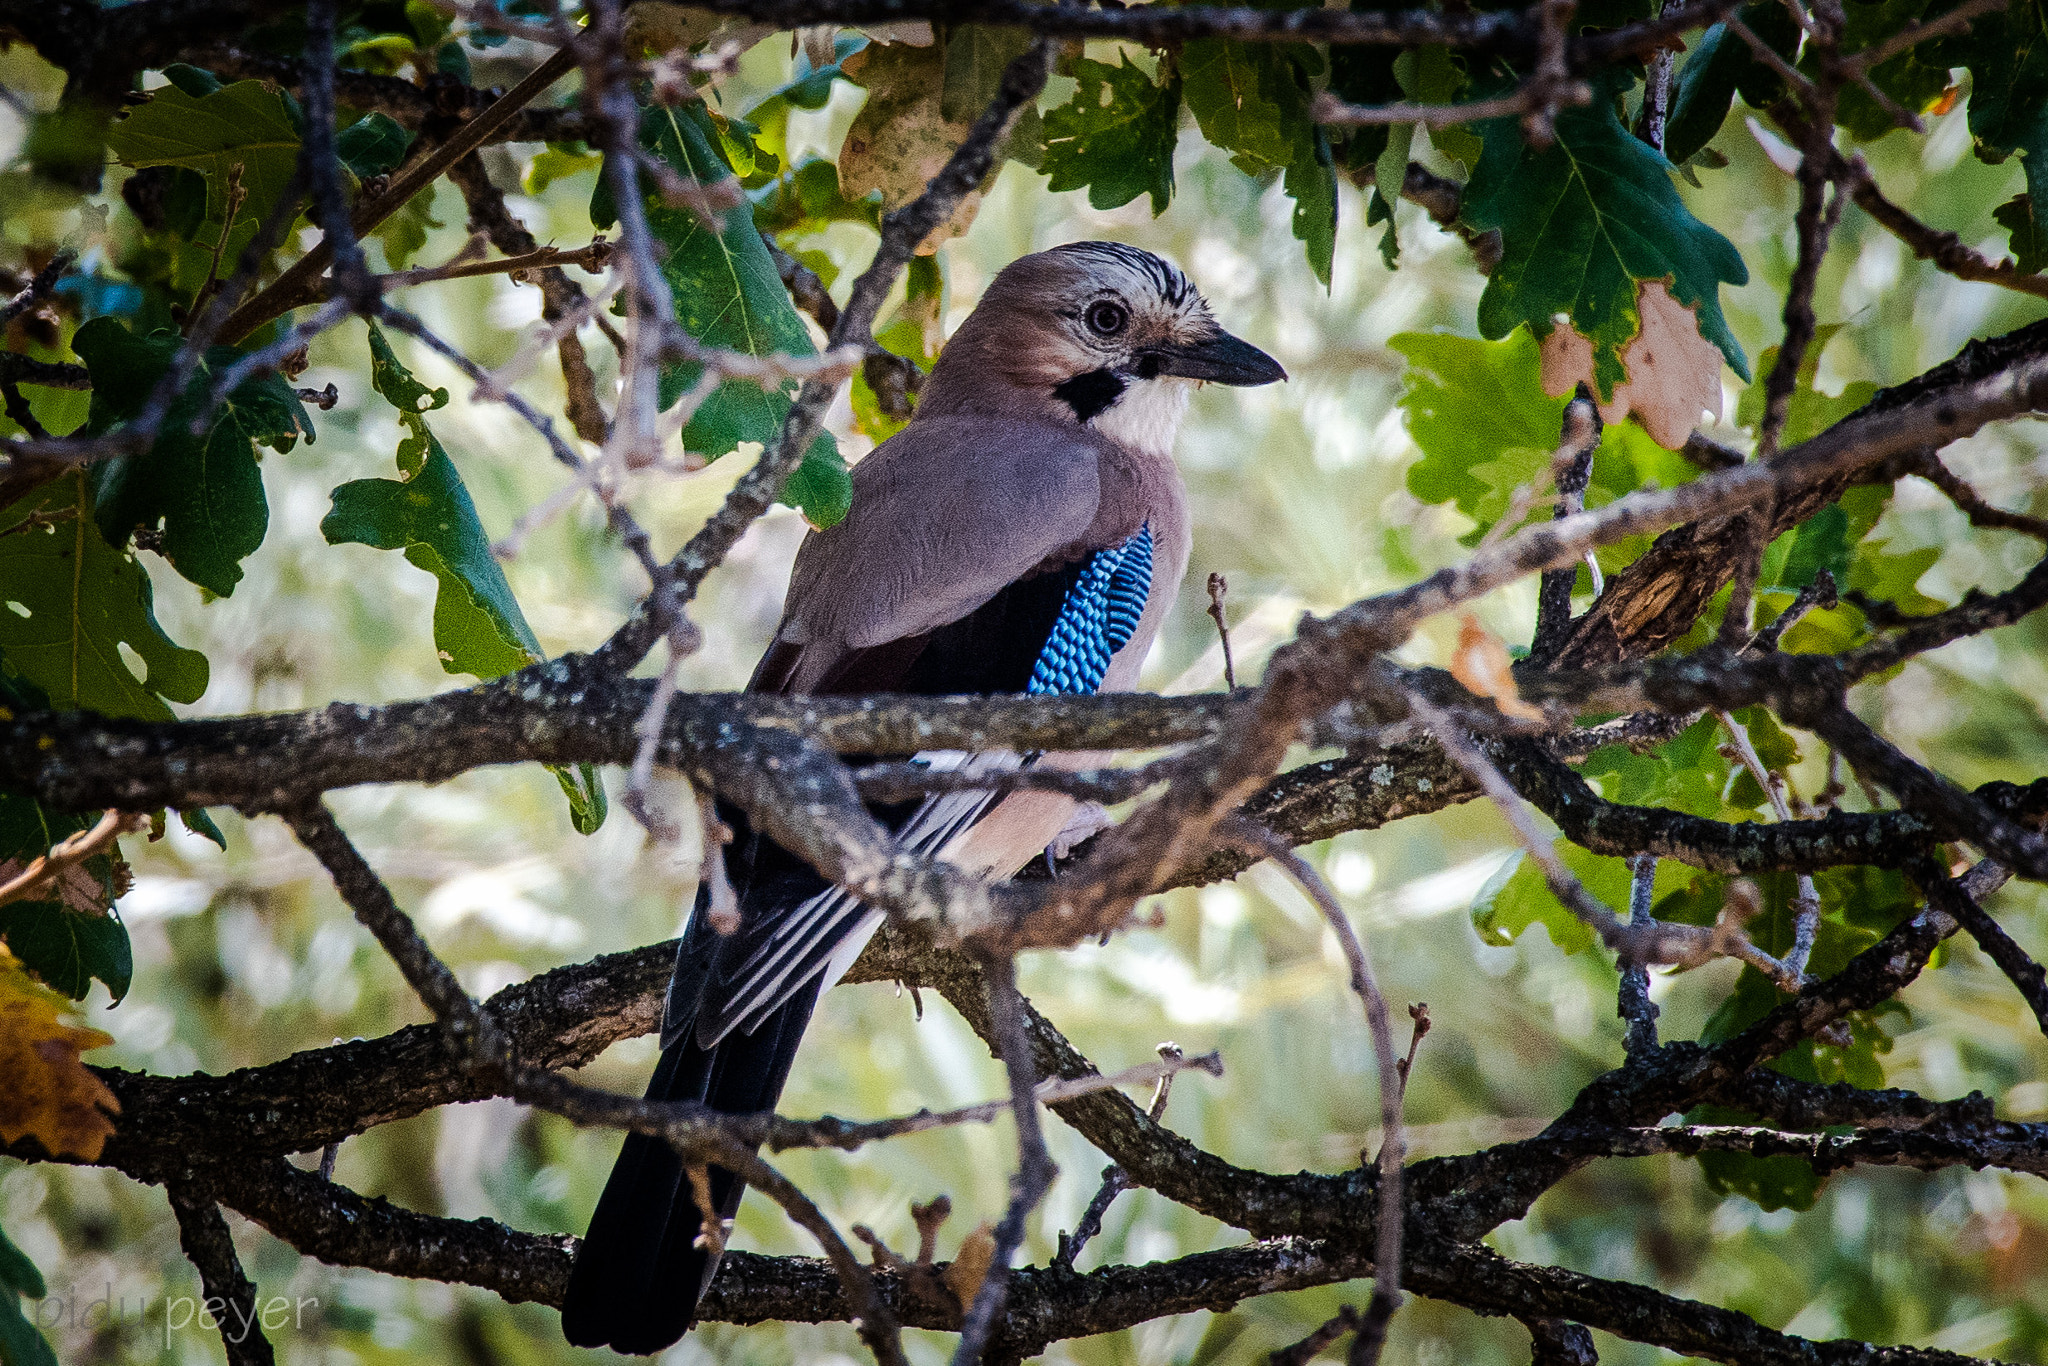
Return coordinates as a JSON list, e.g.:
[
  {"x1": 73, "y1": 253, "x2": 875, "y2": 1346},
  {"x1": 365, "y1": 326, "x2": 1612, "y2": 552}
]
[
  {"x1": 1459, "y1": 73, "x2": 1750, "y2": 397},
  {"x1": 0, "y1": 474, "x2": 209, "y2": 721},
  {"x1": 74, "y1": 316, "x2": 313, "y2": 596},
  {"x1": 1040, "y1": 55, "x2": 1180, "y2": 215},
  {"x1": 324, "y1": 330, "x2": 542, "y2": 683},
  {"x1": 326, "y1": 325, "x2": 607, "y2": 832}
]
